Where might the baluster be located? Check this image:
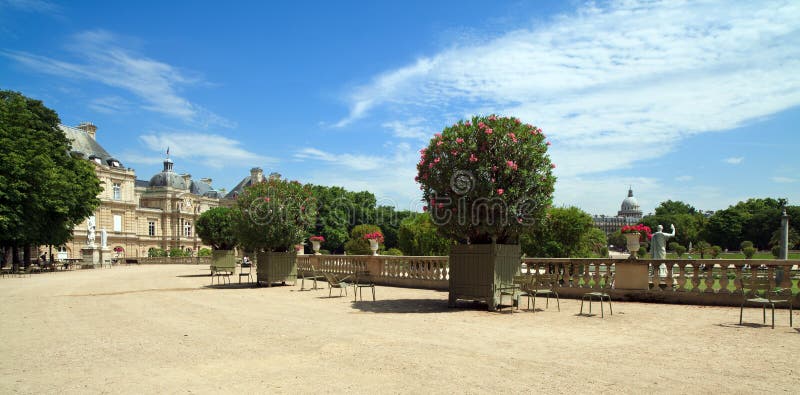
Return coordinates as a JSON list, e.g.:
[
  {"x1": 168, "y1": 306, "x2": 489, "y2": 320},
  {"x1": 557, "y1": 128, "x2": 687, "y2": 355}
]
[
  {"x1": 717, "y1": 262, "x2": 730, "y2": 294},
  {"x1": 733, "y1": 264, "x2": 744, "y2": 294},
  {"x1": 690, "y1": 262, "x2": 700, "y2": 292},
  {"x1": 651, "y1": 263, "x2": 662, "y2": 292},
  {"x1": 582, "y1": 262, "x2": 591, "y2": 289},
  {"x1": 676, "y1": 263, "x2": 687, "y2": 292},
  {"x1": 665, "y1": 261, "x2": 674, "y2": 292},
  {"x1": 703, "y1": 262, "x2": 715, "y2": 293},
  {"x1": 778, "y1": 263, "x2": 792, "y2": 291}
]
